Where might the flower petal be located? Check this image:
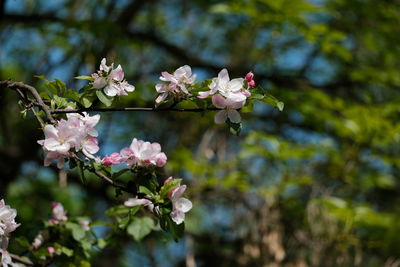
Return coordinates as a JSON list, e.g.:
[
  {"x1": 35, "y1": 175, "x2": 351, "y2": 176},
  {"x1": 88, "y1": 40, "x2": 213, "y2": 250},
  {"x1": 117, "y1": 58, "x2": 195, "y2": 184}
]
[
  {"x1": 227, "y1": 109, "x2": 241, "y2": 123},
  {"x1": 212, "y1": 94, "x2": 227, "y2": 109},
  {"x1": 174, "y1": 198, "x2": 192, "y2": 213},
  {"x1": 214, "y1": 110, "x2": 228, "y2": 124},
  {"x1": 170, "y1": 210, "x2": 185, "y2": 225}
]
